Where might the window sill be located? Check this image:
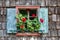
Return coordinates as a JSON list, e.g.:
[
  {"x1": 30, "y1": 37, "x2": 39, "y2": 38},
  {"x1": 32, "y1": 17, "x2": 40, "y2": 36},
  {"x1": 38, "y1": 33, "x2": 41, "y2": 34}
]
[{"x1": 16, "y1": 33, "x2": 40, "y2": 36}]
